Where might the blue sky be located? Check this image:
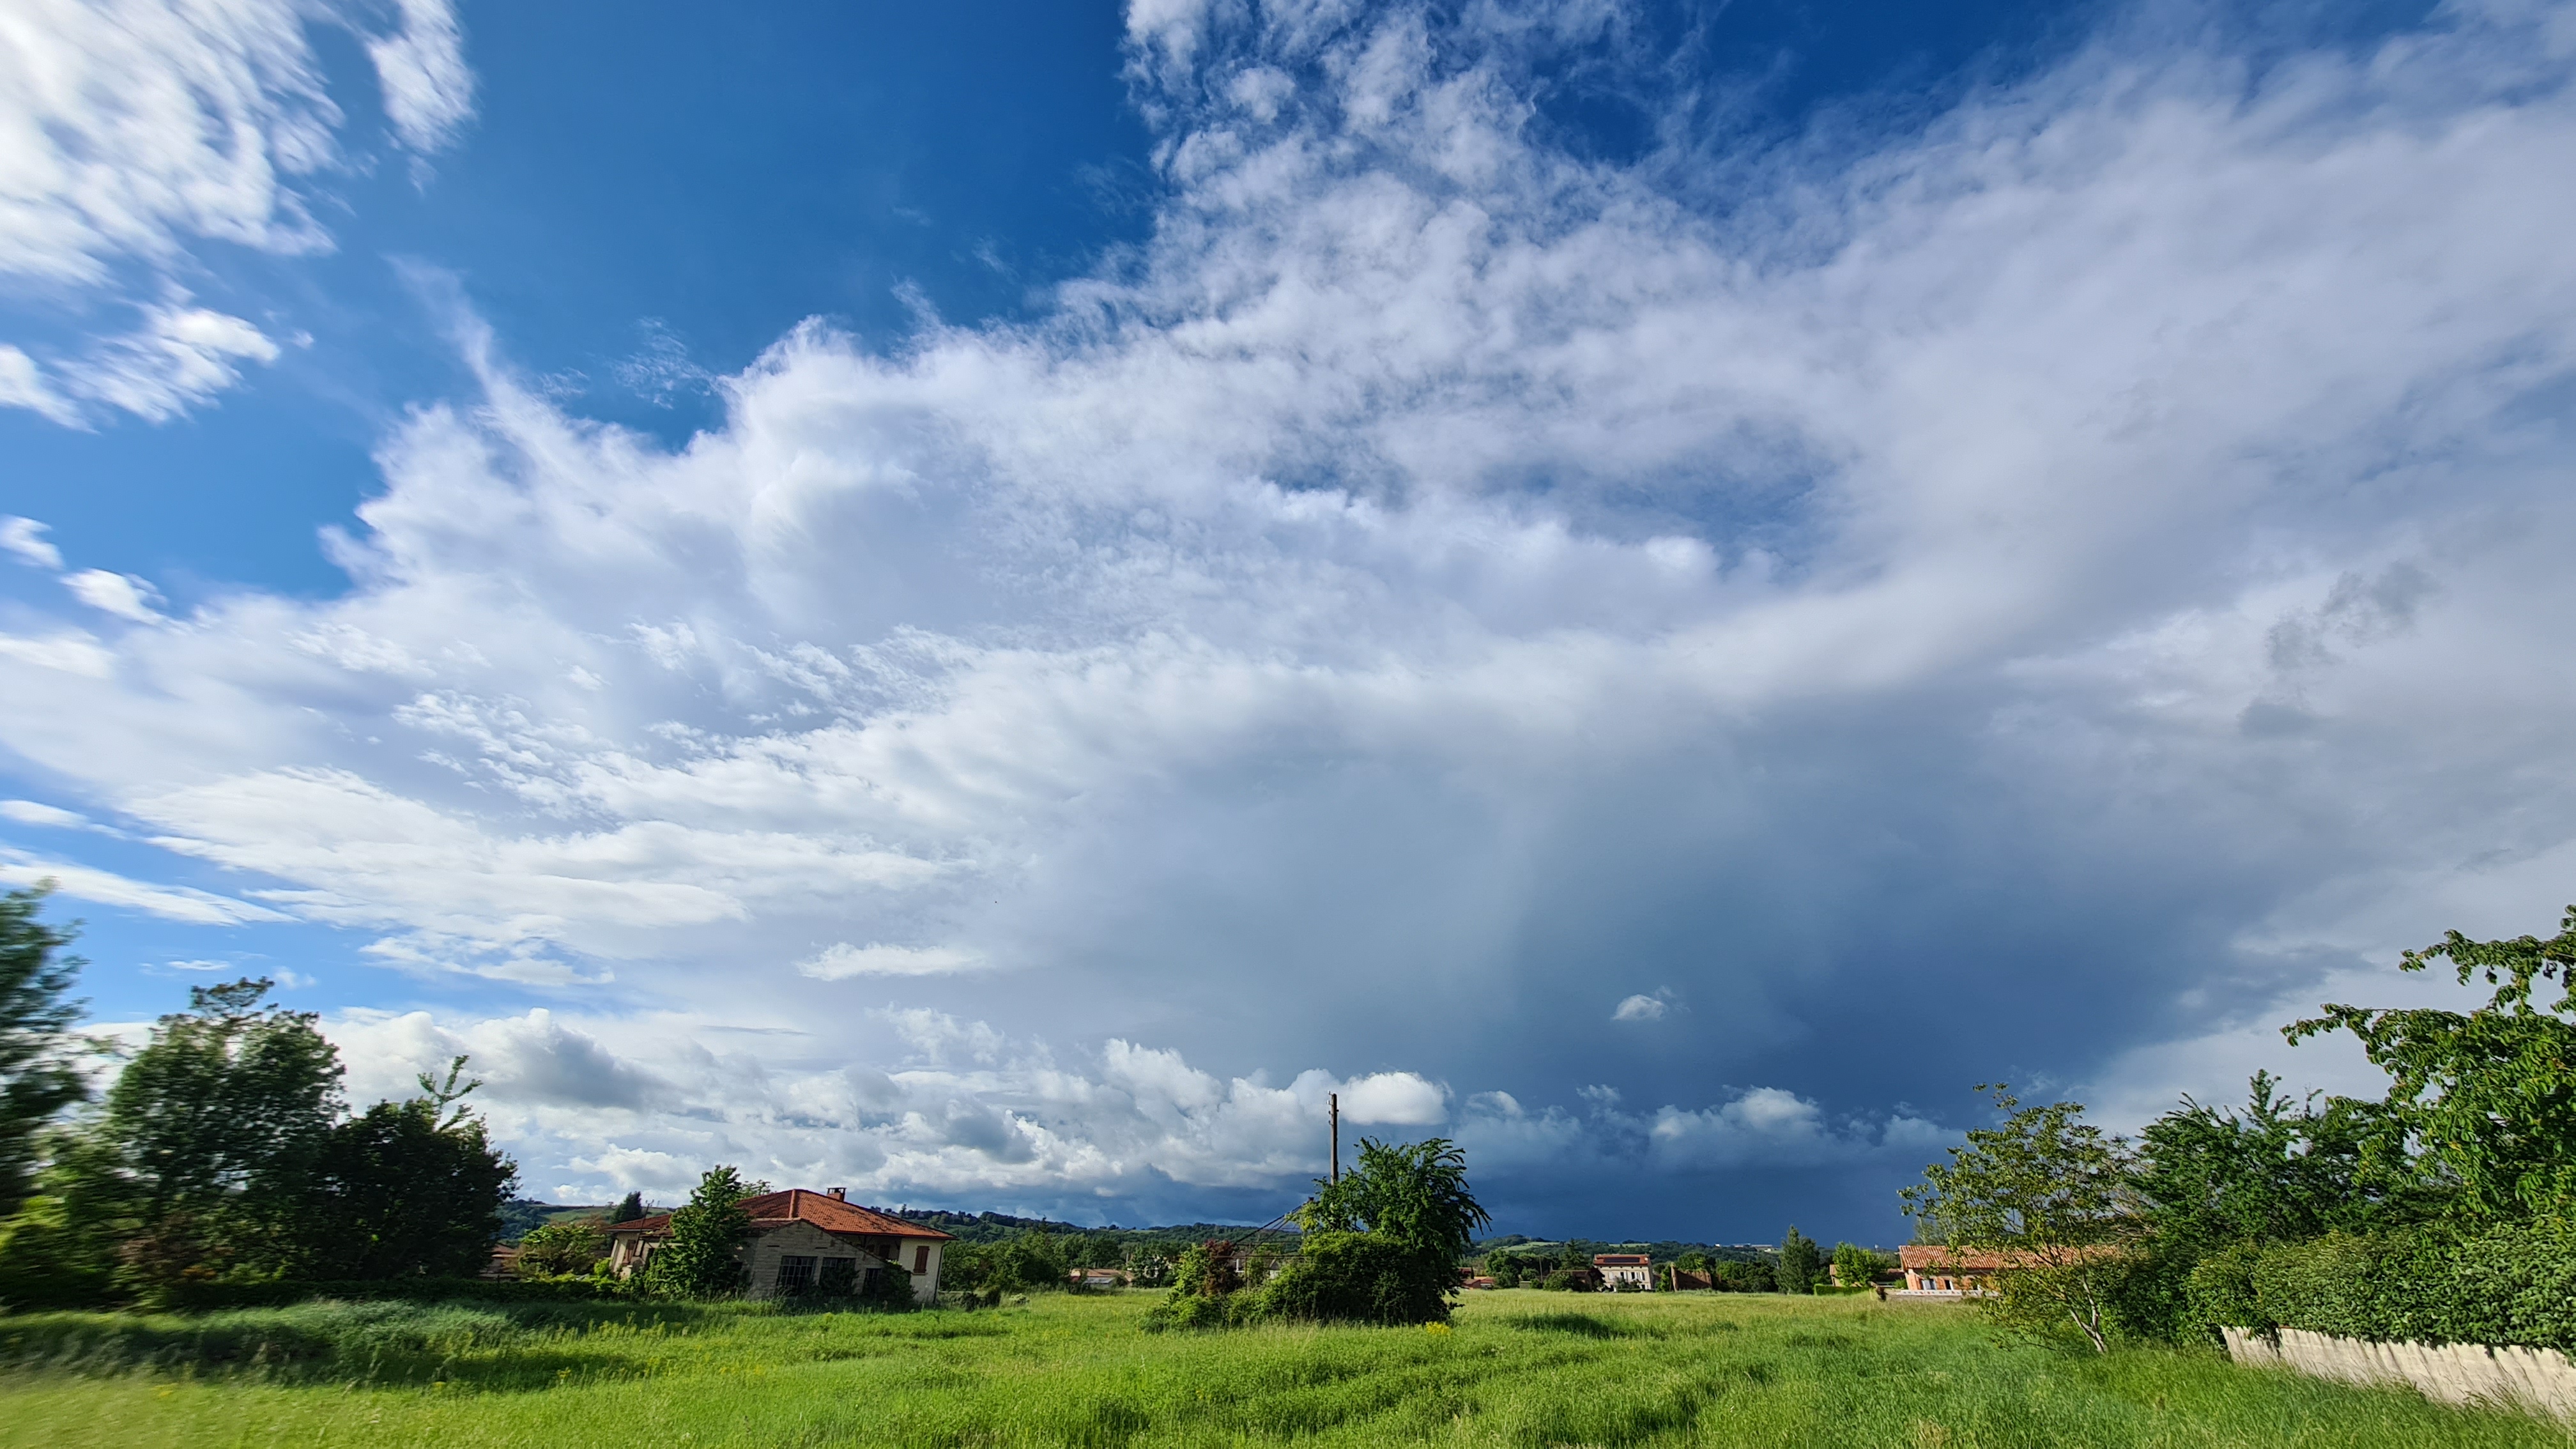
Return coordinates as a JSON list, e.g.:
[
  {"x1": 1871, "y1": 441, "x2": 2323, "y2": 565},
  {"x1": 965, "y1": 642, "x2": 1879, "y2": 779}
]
[{"x1": 2, "y1": 0, "x2": 2566, "y2": 1243}]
